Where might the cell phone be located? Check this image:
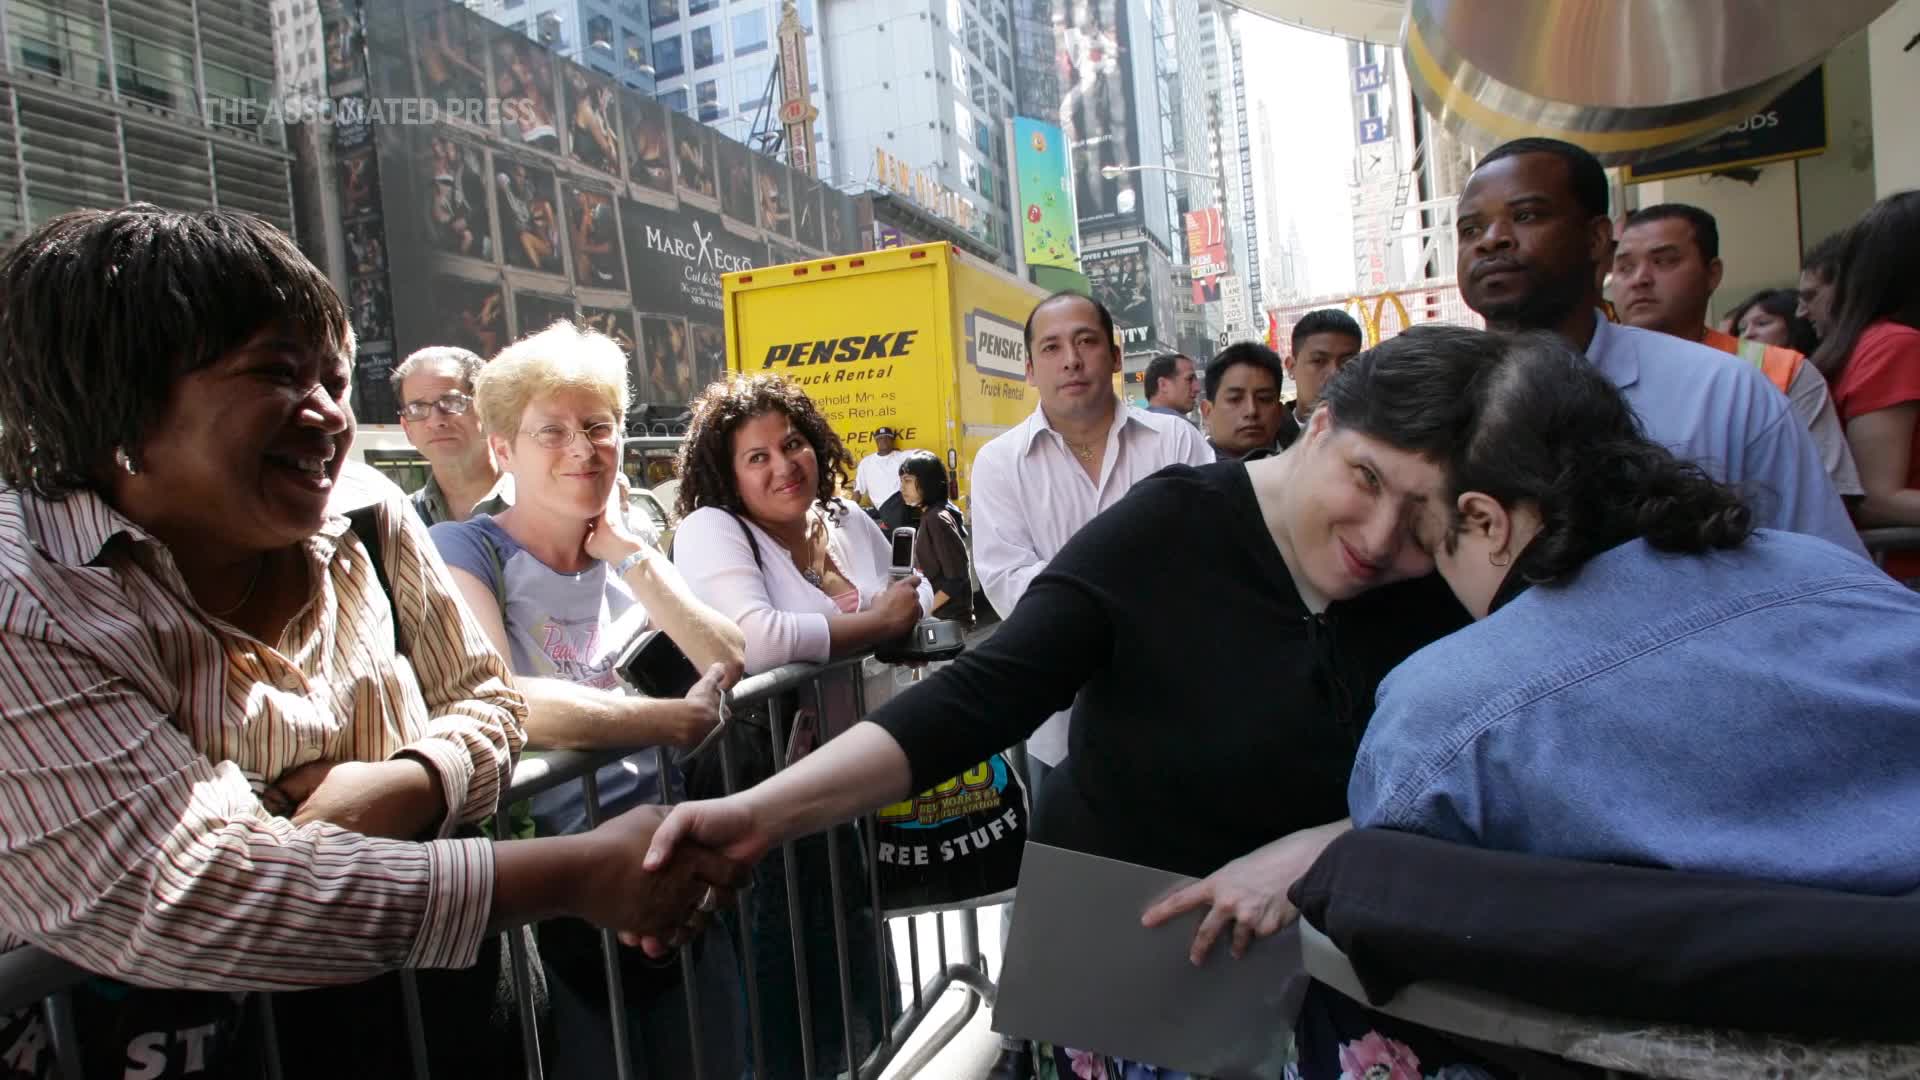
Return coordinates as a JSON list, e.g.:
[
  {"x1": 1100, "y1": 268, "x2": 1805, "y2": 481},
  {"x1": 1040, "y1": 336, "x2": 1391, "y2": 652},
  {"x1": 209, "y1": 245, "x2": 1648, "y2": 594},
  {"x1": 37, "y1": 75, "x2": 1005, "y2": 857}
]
[
  {"x1": 616, "y1": 628, "x2": 702, "y2": 699},
  {"x1": 890, "y1": 526, "x2": 916, "y2": 581}
]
